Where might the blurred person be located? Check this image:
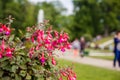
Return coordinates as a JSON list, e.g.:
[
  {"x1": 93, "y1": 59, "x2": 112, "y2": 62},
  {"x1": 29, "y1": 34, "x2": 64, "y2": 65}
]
[
  {"x1": 113, "y1": 31, "x2": 120, "y2": 67},
  {"x1": 72, "y1": 38, "x2": 80, "y2": 57},
  {"x1": 80, "y1": 37, "x2": 86, "y2": 57}
]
